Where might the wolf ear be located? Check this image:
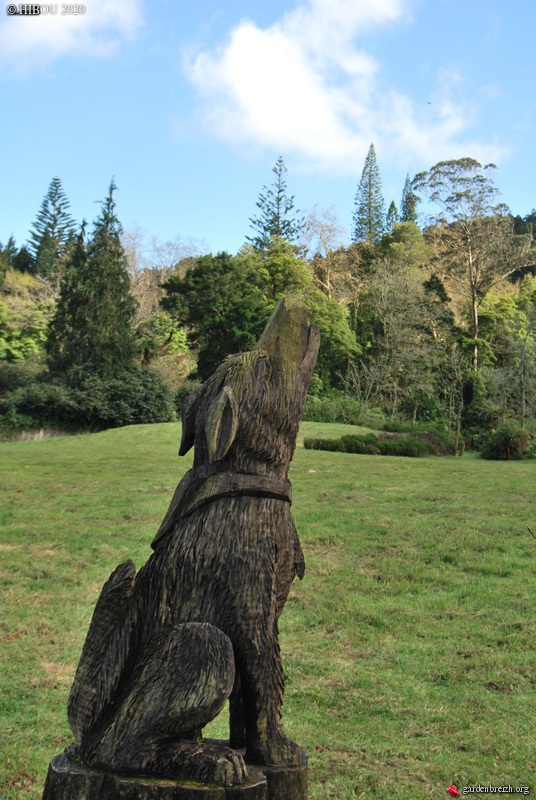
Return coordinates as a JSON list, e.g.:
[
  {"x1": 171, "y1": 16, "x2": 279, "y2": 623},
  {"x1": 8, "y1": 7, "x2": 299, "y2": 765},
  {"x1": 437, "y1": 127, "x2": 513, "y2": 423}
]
[
  {"x1": 178, "y1": 391, "x2": 198, "y2": 456},
  {"x1": 205, "y1": 385, "x2": 239, "y2": 463}
]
